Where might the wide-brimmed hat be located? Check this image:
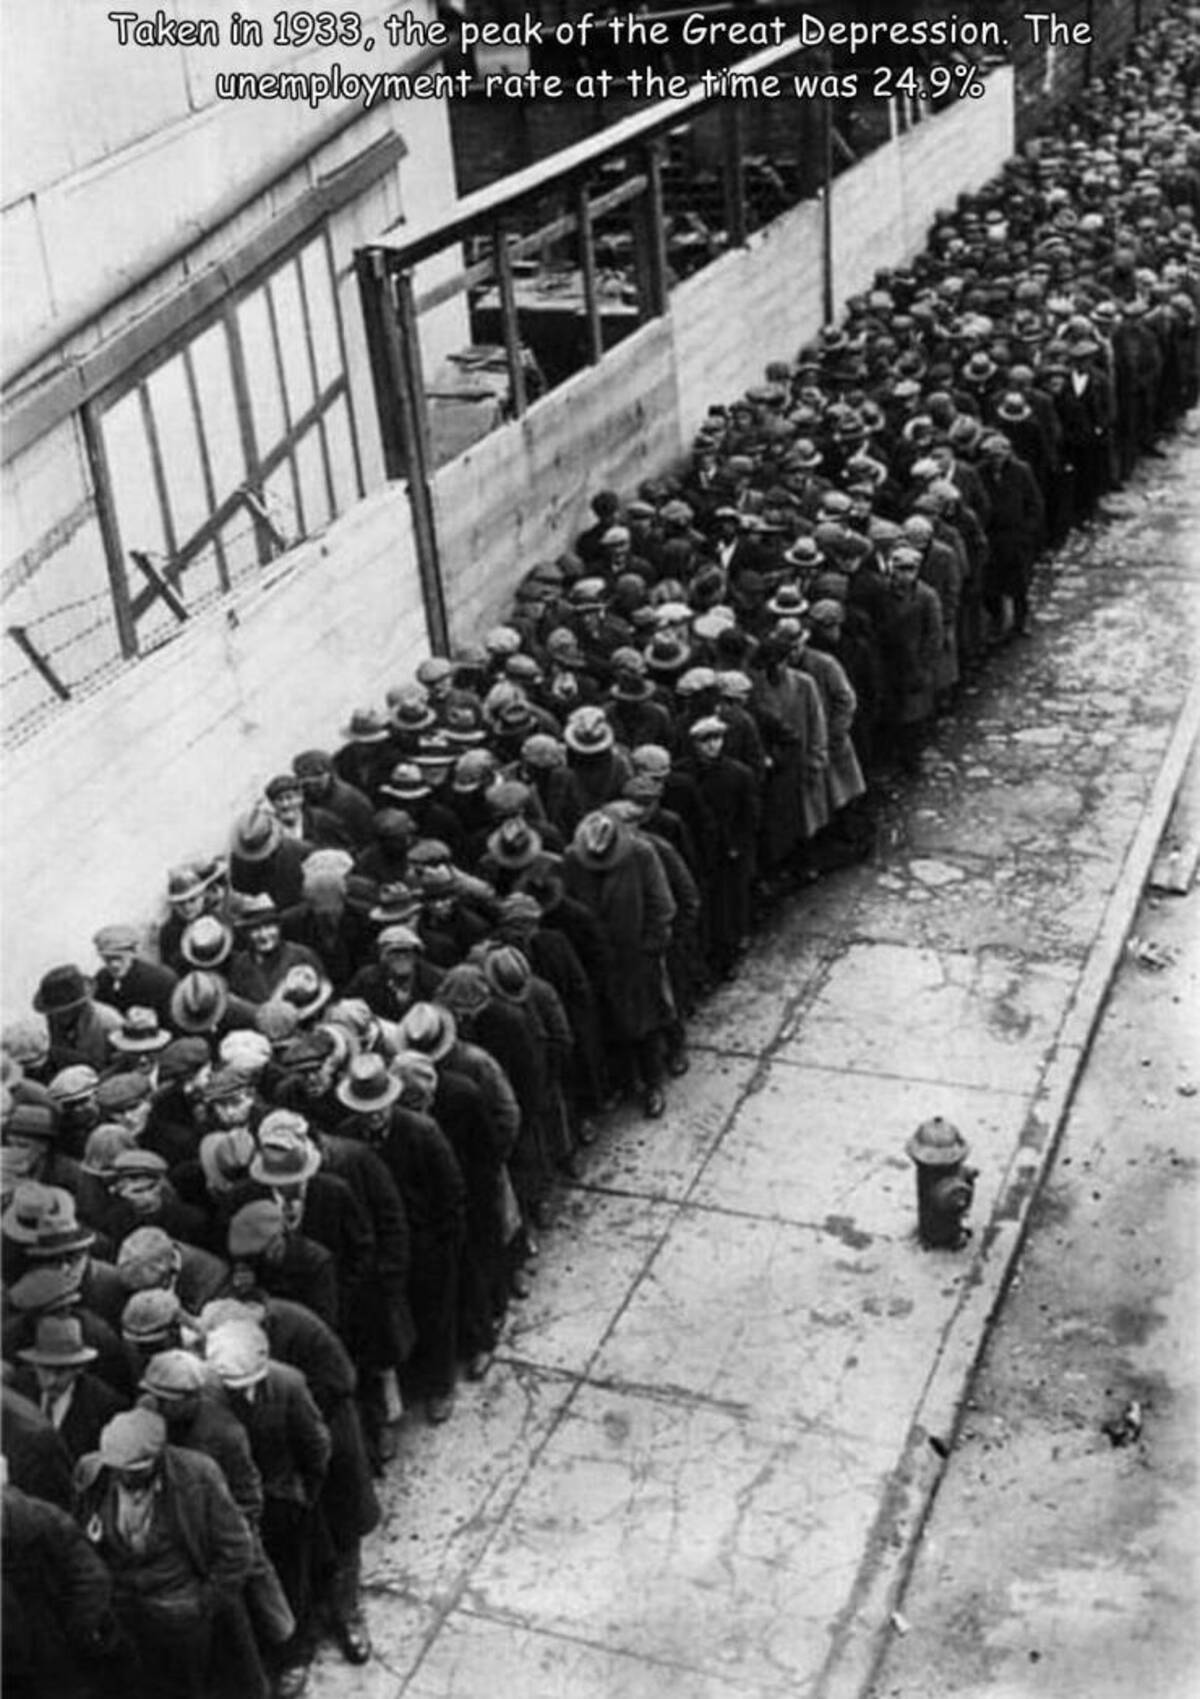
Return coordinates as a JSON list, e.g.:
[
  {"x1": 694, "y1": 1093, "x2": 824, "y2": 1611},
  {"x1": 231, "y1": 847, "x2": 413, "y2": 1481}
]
[
  {"x1": 480, "y1": 946, "x2": 533, "y2": 1004},
  {"x1": 387, "y1": 686, "x2": 435, "y2": 734},
  {"x1": 166, "y1": 863, "x2": 210, "y2": 906},
  {"x1": 340, "y1": 707, "x2": 390, "y2": 744},
  {"x1": 230, "y1": 807, "x2": 281, "y2": 864},
  {"x1": 414, "y1": 734, "x2": 456, "y2": 775},
  {"x1": 996, "y1": 391, "x2": 1032, "y2": 423},
  {"x1": 396, "y1": 1002, "x2": 457, "y2": 1062},
  {"x1": 643, "y1": 632, "x2": 692, "y2": 675},
  {"x1": 2, "y1": 1181, "x2": 61, "y2": 1246},
  {"x1": 276, "y1": 964, "x2": 333, "y2": 1021},
  {"x1": 250, "y1": 1112, "x2": 321, "y2": 1187},
  {"x1": 441, "y1": 701, "x2": 488, "y2": 747},
  {"x1": 571, "y1": 810, "x2": 628, "y2": 871},
  {"x1": 3, "y1": 1103, "x2": 58, "y2": 1145},
  {"x1": 335, "y1": 1053, "x2": 402, "y2": 1115},
  {"x1": 16, "y1": 1311, "x2": 96, "y2": 1365},
  {"x1": 180, "y1": 915, "x2": 234, "y2": 970},
  {"x1": 369, "y1": 882, "x2": 422, "y2": 926},
  {"x1": 961, "y1": 351, "x2": 997, "y2": 384},
  {"x1": 170, "y1": 971, "x2": 230, "y2": 1035},
  {"x1": 232, "y1": 893, "x2": 281, "y2": 931},
  {"x1": 486, "y1": 818, "x2": 543, "y2": 871},
  {"x1": 109, "y1": 1006, "x2": 171, "y2": 1055},
  {"x1": 33, "y1": 966, "x2": 89, "y2": 1016},
  {"x1": 564, "y1": 707, "x2": 615, "y2": 756},
  {"x1": 21, "y1": 1188, "x2": 96, "y2": 1259},
  {"x1": 380, "y1": 763, "x2": 431, "y2": 804},
  {"x1": 766, "y1": 585, "x2": 809, "y2": 619}
]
